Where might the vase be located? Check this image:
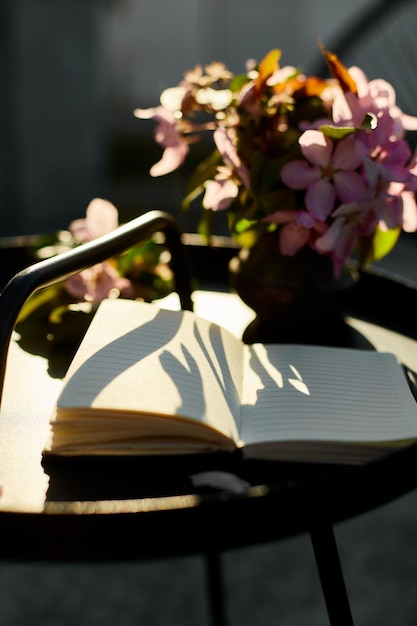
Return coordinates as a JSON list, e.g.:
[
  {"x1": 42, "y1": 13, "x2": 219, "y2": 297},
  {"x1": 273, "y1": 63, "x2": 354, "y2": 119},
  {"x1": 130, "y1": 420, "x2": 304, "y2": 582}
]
[{"x1": 228, "y1": 230, "x2": 358, "y2": 345}]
